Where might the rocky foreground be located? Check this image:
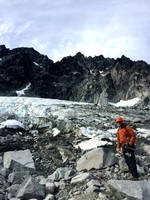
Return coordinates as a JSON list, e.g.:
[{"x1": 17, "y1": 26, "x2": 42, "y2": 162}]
[{"x1": 0, "y1": 97, "x2": 150, "y2": 200}]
